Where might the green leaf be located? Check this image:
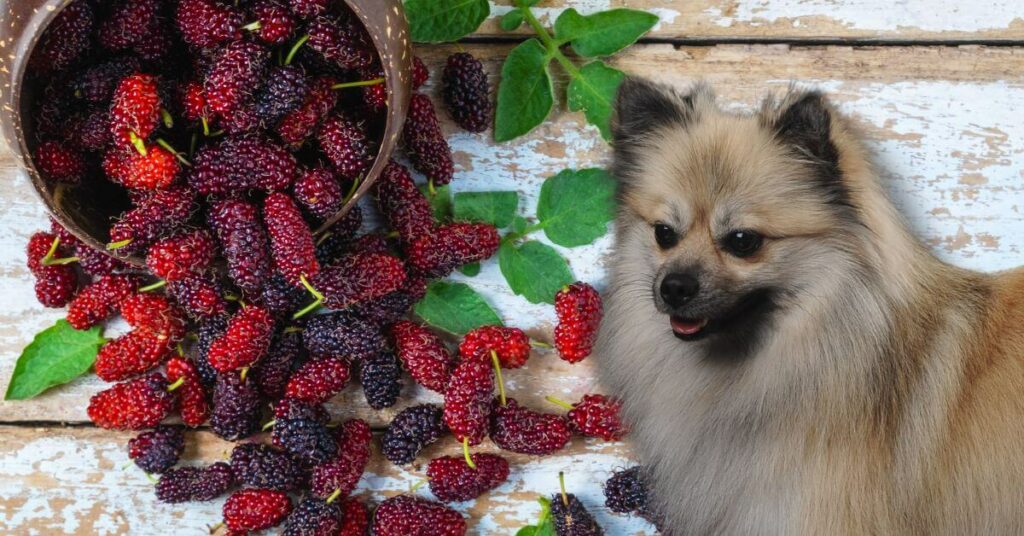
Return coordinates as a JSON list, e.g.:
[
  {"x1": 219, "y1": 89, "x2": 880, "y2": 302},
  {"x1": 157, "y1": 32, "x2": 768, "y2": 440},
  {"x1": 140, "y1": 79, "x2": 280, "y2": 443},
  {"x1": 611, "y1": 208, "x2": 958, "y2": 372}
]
[
  {"x1": 453, "y1": 191, "x2": 519, "y2": 228},
  {"x1": 499, "y1": 241, "x2": 574, "y2": 304},
  {"x1": 420, "y1": 183, "x2": 452, "y2": 221},
  {"x1": 554, "y1": 8, "x2": 659, "y2": 57},
  {"x1": 537, "y1": 168, "x2": 617, "y2": 247},
  {"x1": 511, "y1": 216, "x2": 529, "y2": 235},
  {"x1": 5, "y1": 320, "x2": 105, "y2": 400},
  {"x1": 495, "y1": 39, "x2": 554, "y2": 142},
  {"x1": 516, "y1": 528, "x2": 537, "y2": 536},
  {"x1": 460, "y1": 262, "x2": 481, "y2": 277},
  {"x1": 405, "y1": 0, "x2": 490, "y2": 43},
  {"x1": 567, "y1": 61, "x2": 625, "y2": 141},
  {"x1": 500, "y1": 9, "x2": 525, "y2": 31},
  {"x1": 414, "y1": 282, "x2": 502, "y2": 335}
]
